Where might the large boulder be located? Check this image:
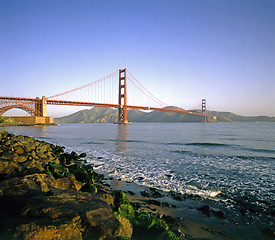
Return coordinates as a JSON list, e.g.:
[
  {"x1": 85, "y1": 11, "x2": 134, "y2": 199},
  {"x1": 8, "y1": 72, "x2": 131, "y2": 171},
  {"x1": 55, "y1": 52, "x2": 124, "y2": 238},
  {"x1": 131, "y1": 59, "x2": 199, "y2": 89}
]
[
  {"x1": 14, "y1": 219, "x2": 83, "y2": 240},
  {"x1": 116, "y1": 215, "x2": 133, "y2": 239},
  {"x1": 0, "y1": 173, "x2": 132, "y2": 239},
  {"x1": 0, "y1": 173, "x2": 54, "y2": 197},
  {"x1": 84, "y1": 207, "x2": 121, "y2": 239},
  {"x1": 53, "y1": 176, "x2": 82, "y2": 191}
]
